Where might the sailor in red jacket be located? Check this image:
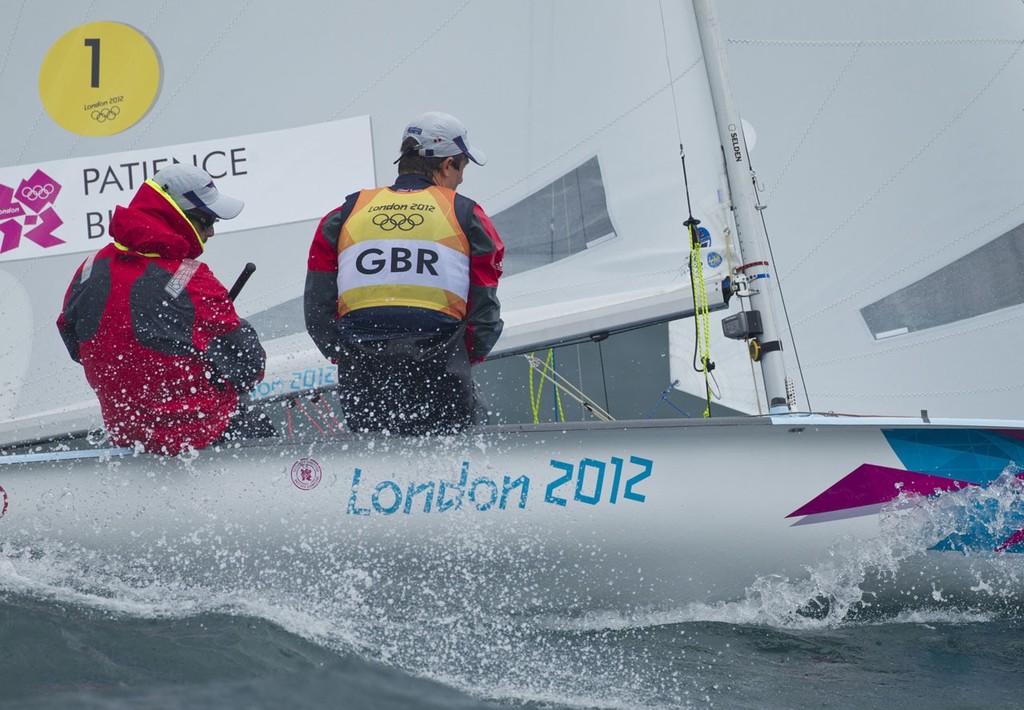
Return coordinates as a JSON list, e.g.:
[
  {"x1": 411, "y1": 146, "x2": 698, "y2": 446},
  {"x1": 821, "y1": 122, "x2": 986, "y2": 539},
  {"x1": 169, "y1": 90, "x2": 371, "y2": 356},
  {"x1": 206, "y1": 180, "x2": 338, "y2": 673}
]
[
  {"x1": 57, "y1": 164, "x2": 271, "y2": 455},
  {"x1": 305, "y1": 111, "x2": 504, "y2": 435}
]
